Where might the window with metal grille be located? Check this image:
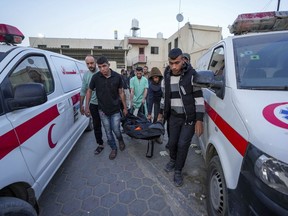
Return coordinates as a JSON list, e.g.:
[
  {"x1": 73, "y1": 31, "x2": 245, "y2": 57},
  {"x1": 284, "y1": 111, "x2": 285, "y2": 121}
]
[{"x1": 151, "y1": 47, "x2": 159, "y2": 54}]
